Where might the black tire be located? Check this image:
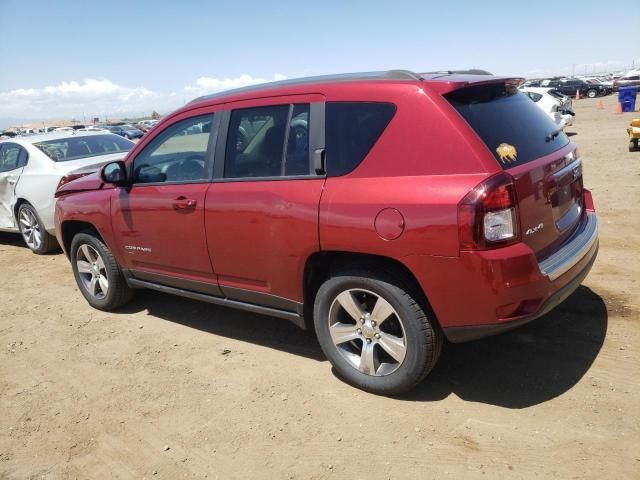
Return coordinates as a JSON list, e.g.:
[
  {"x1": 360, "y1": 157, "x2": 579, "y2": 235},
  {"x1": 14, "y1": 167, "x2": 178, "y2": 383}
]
[
  {"x1": 17, "y1": 203, "x2": 58, "y2": 254},
  {"x1": 630, "y1": 140, "x2": 639, "y2": 152},
  {"x1": 587, "y1": 89, "x2": 597, "y2": 98},
  {"x1": 313, "y1": 268, "x2": 442, "y2": 395},
  {"x1": 70, "y1": 232, "x2": 134, "y2": 310}
]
